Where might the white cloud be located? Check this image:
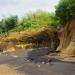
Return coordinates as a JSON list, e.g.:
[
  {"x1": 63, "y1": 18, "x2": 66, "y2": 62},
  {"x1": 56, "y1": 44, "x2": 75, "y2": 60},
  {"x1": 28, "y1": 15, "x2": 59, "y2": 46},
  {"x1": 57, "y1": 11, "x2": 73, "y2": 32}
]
[{"x1": 0, "y1": 0, "x2": 59, "y2": 19}]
